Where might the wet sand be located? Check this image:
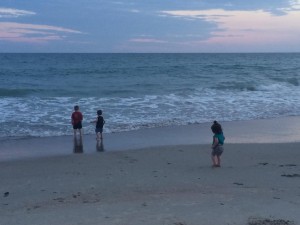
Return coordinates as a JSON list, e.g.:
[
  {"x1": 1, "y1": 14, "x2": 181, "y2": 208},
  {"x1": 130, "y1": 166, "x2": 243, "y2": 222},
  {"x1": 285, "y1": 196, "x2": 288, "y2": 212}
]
[
  {"x1": 1, "y1": 116, "x2": 300, "y2": 161},
  {"x1": 1, "y1": 117, "x2": 300, "y2": 224}
]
